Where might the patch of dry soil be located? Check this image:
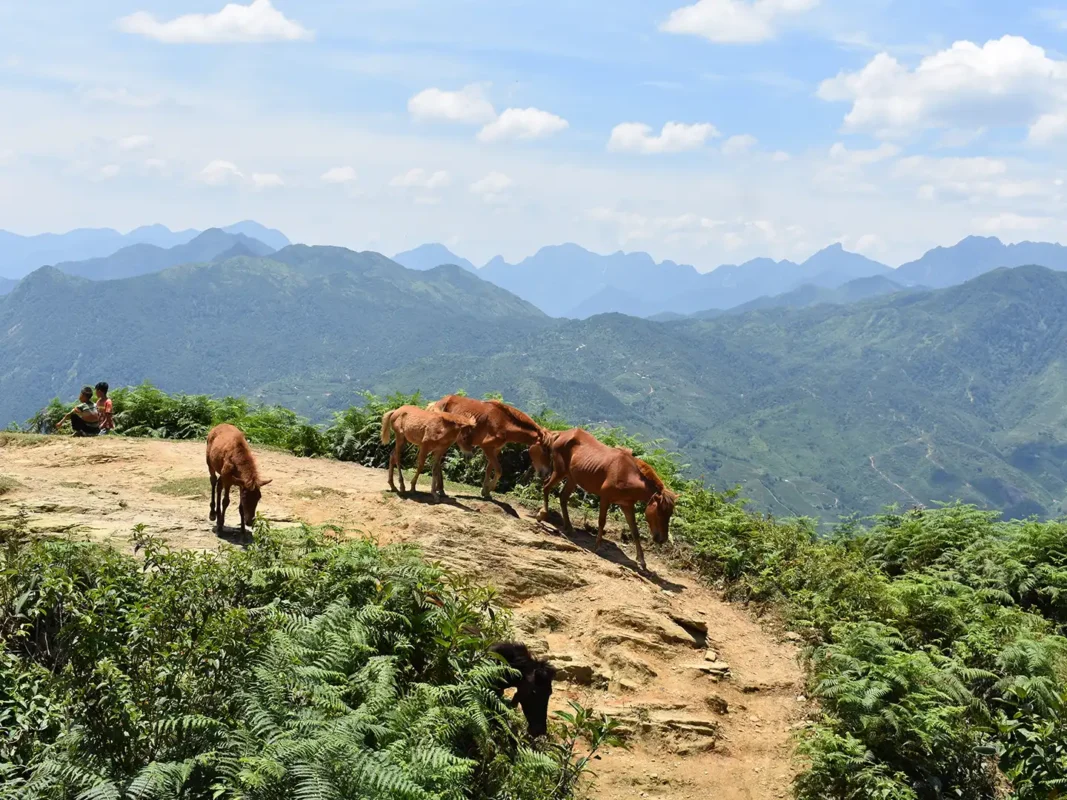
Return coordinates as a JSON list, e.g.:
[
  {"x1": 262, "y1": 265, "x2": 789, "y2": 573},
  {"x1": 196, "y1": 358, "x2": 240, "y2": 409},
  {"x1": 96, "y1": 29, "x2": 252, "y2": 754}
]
[{"x1": 0, "y1": 435, "x2": 807, "y2": 799}]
